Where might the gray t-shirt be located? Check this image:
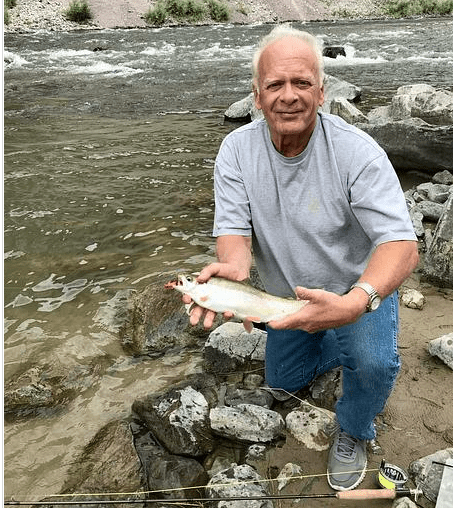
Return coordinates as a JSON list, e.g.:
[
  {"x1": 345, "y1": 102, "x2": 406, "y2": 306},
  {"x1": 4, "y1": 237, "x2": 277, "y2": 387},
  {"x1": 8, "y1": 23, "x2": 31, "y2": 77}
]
[{"x1": 213, "y1": 112, "x2": 416, "y2": 297}]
